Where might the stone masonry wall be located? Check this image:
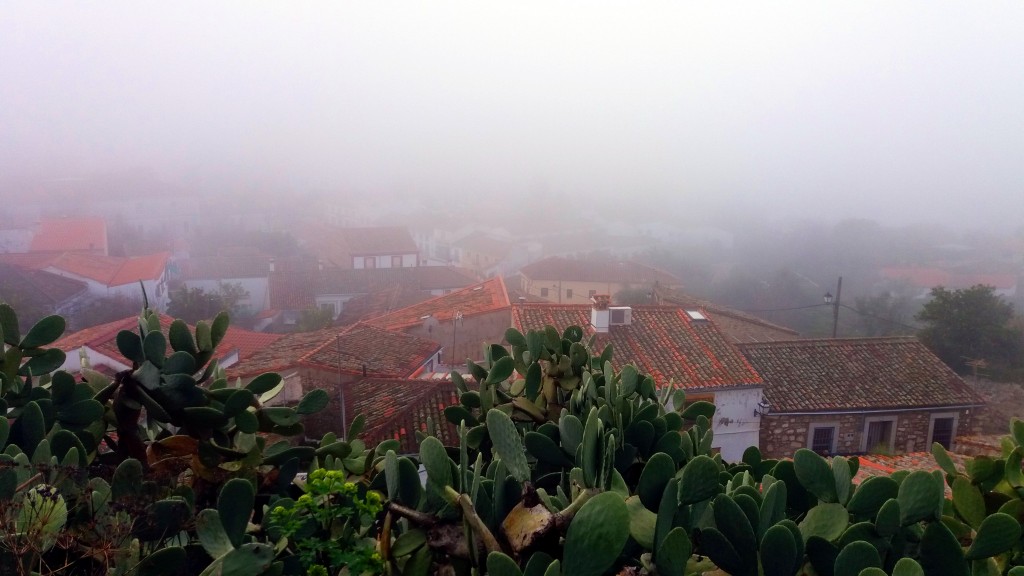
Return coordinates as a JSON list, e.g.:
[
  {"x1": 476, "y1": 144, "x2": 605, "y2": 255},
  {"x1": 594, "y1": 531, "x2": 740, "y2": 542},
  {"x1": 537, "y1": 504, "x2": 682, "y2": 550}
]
[{"x1": 760, "y1": 407, "x2": 981, "y2": 459}]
